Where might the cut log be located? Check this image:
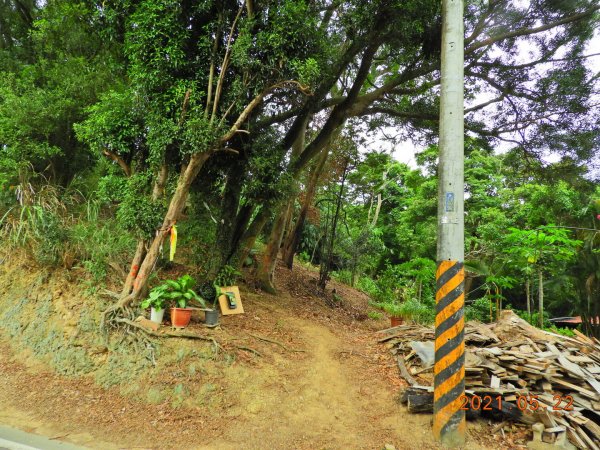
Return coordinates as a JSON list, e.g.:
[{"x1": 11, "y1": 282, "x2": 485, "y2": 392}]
[{"x1": 407, "y1": 391, "x2": 433, "y2": 413}]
